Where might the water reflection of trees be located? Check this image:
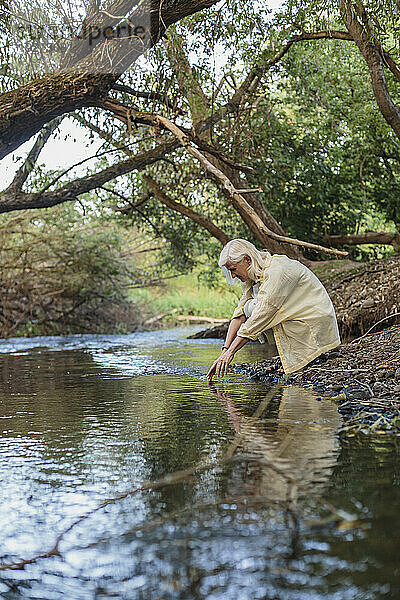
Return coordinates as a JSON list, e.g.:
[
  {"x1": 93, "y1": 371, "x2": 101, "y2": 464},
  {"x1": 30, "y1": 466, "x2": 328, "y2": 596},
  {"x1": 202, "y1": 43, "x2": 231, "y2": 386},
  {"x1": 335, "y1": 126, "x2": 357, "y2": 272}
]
[
  {"x1": 0, "y1": 347, "x2": 341, "y2": 510},
  {"x1": 0, "y1": 355, "x2": 350, "y2": 598}
]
